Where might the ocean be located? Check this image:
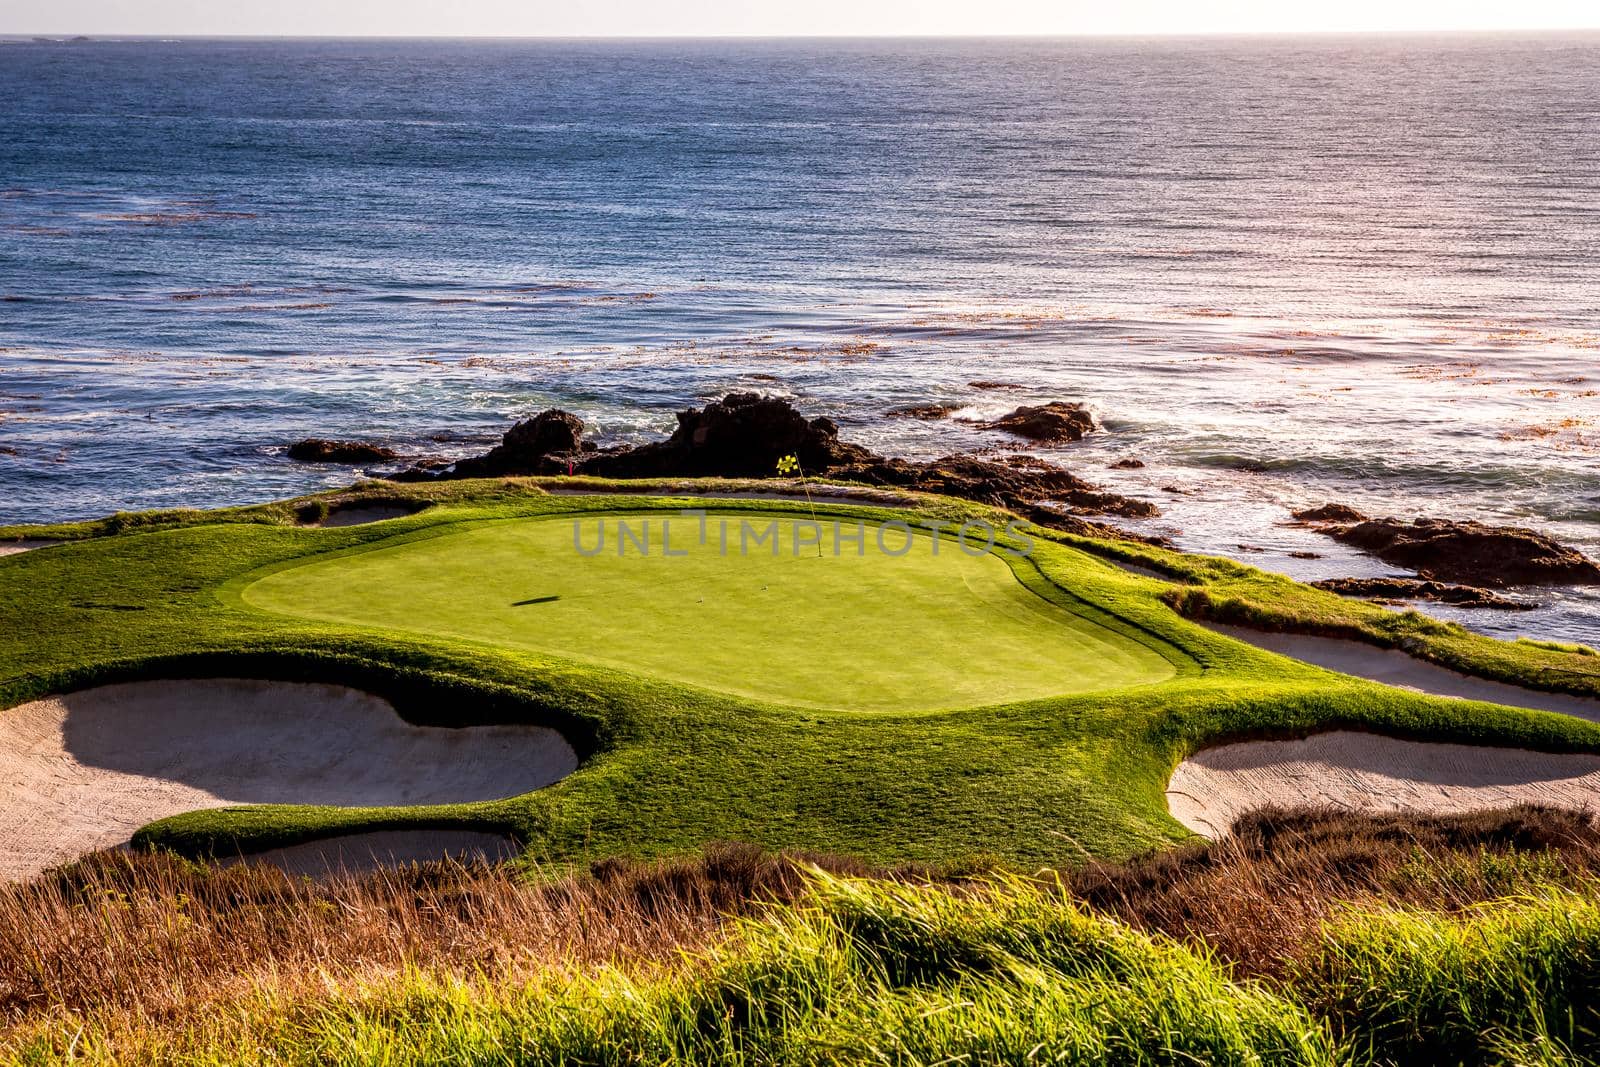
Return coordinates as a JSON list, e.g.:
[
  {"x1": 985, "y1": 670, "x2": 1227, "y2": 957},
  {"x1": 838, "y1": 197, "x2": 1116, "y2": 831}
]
[{"x1": 2, "y1": 33, "x2": 1598, "y2": 641}]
